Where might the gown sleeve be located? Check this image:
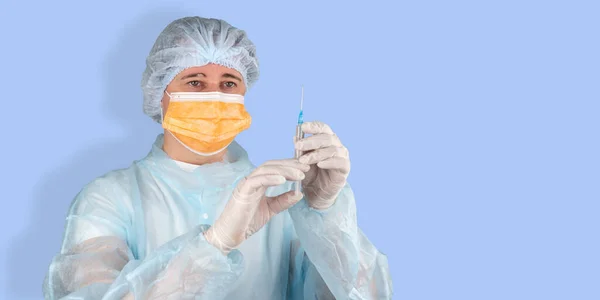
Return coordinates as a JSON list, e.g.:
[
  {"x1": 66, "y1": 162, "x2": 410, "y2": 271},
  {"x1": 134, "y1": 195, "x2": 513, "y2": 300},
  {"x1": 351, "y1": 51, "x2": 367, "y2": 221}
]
[
  {"x1": 286, "y1": 184, "x2": 394, "y2": 299},
  {"x1": 43, "y1": 175, "x2": 245, "y2": 300}
]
